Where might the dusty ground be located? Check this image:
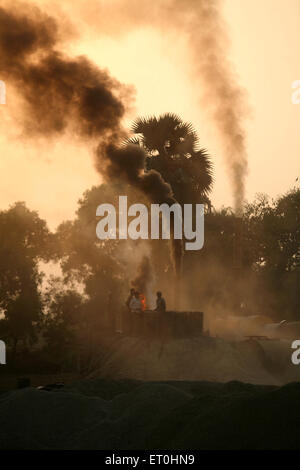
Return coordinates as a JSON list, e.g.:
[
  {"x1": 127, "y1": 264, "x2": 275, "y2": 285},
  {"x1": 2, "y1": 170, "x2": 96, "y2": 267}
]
[
  {"x1": 1, "y1": 336, "x2": 299, "y2": 449},
  {"x1": 88, "y1": 336, "x2": 300, "y2": 385}
]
